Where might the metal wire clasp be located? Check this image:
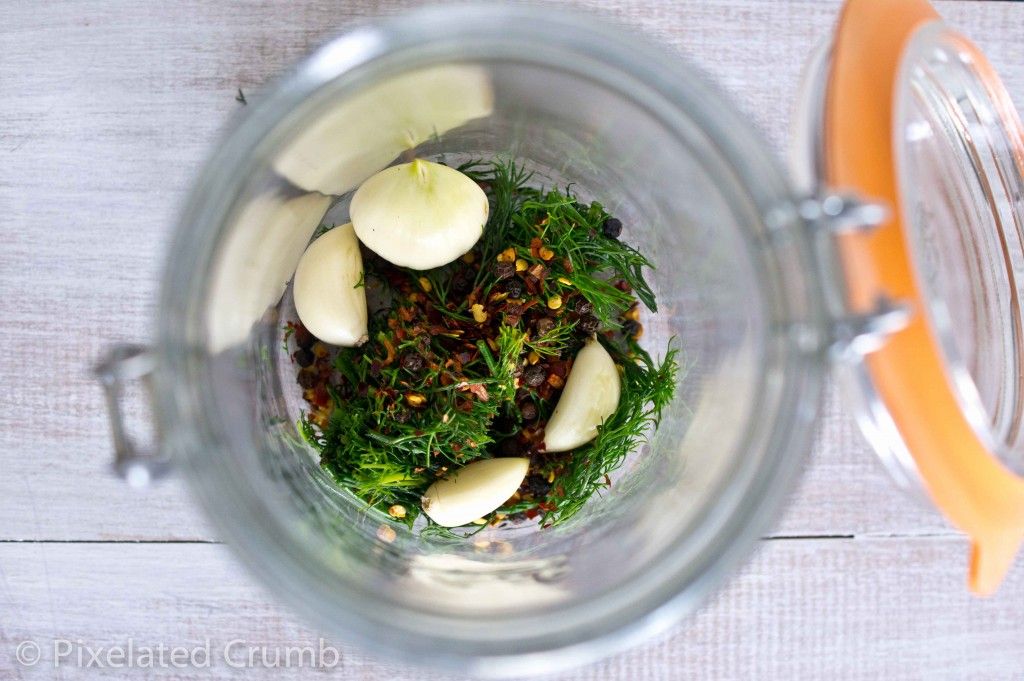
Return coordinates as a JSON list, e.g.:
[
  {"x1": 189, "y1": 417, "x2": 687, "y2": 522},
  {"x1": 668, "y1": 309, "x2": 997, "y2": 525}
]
[
  {"x1": 799, "y1": 192, "x2": 912, "y2": 360},
  {"x1": 94, "y1": 344, "x2": 171, "y2": 487}
]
